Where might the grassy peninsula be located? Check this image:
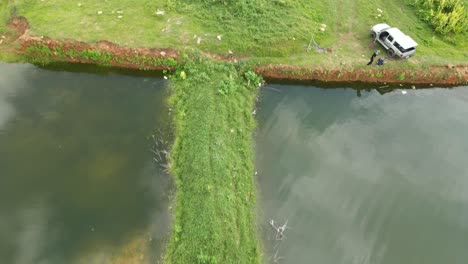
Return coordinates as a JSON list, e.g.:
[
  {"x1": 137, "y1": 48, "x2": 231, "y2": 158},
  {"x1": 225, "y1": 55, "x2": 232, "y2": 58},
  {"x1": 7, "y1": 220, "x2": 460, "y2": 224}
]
[{"x1": 166, "y1": 57, "x2": 262, "y2": 263}]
